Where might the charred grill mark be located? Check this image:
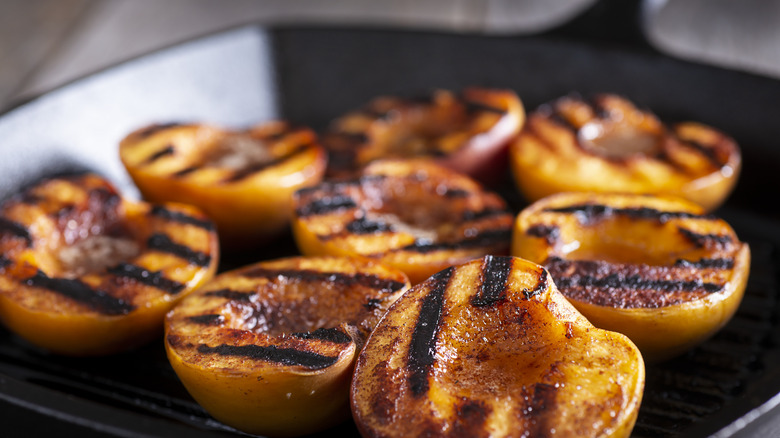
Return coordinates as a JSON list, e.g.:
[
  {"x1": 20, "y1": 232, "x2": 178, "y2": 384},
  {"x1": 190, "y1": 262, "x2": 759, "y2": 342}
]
[
  {"x1": 53, "y1": 188, "x2": 121, "y2": 233},
  {"x1": 149, "y1": 206, "x2": 215, "y2": 230},
  {"x1": 204, "y1": 288, "x2": 254, "y2": 301},
  {"x1": 107, "y1": 263, "x2": 186, "y2": 294},
  {"x1": 295, "y1": 194, "x2": 357, "y2": 217},
  {"x1": 0, "y1": 255, "x2": 10, "y2": 269},
  {"x1": 682, "y1": 138, "x2": 727, "y2": 168},
  {"x1": 322, "y1": 128, "x2": 360, "y2": 158},
  {"x1": 197, "y1": 343, "x2": 338, "y2": 369},
  {"x1": 92, "y1": 188, "x2": 121, "y2": 209},
  {"x1": 548, "y1": 107, "x2": 579, "y2": 132},
  {"x1": 523, "y1": 270, "x2": 548, "y2": 299},
  {"x1": 52, "y1": 204, "x2": 76, "y2": 220},
  {"x1": 589, "y1": 95, "x2": 613, "y2": 120},
  {"x1": 463, "y1": 100, "x2": 506, "y2": 115},
  {"x1": 345, "y1": 217, "x2": 393, "y2": 234},
  {"x1": 402, "y1": 228, "x2": 511, "y2": 254},
  {"x1": 650, "y1": 147, "x2": 677, "y2": 168},
  {"x1": 359, "y1": 106, "x2": 392, "y2": 120},
  {"x1": 173, "y1": 166, "x2": 198, "y2": 178},
  {"x1": 546, "y1": 257, "x2": 725, "y2": 308},
  {"x1": 675, "y1": 257, "x2": 735, "y2": 269},
  {"x1": 555, "y1": 273, "x2": 722, "y2": 294},
  {"x1": 48, "y1": 187, "x2": 117, "y2": 232},
  {"x1": 15, "y1": 192, "x2": 43, "y2": 204},
  {"x1": 461, "y1": 208, "x2": 508, "y2": 222},
  {"x1": 440, "y1": 188, "x2": 470, "y2": 198},
  {"x1": 24, "y1": 271, "x2": 135, "y2": 315},
  {"x1": 146, "y1": 233, "x2": 211, "y2": 267},
  {"x1": 408, "y1": 267, "x2": 453, "y2": 396},
  {"x1": 545, "y1": 204, "x2": 711, "y2": 224},
  {"x1": 527, "y1": 383, "x2": 558, "y2": 437},
  {"x1": 262, "y1": 130, "x2": 287, "y2": 142},
  {"x1": 452, "y1": 400, "x2": 491, "y2": 435},
  {"x1": 521, "y1": 119, "x2": 557, "y2": 152},
  {"x1": 678, "y1": 227, "x2": 733, "y2": 248},
  {"x1": 89, "y1": 192, "x2": 121, "y2": 213},
  {"x1": 364, "y1": 298, "x2": 383, "y2": 310},
  {"x1": 291, "y1": 327, "x2": 351, "y2": 344},
  {"x1": 188, "y1": 314, "x2": 224, "y2": 326},
  {"x1": 0, "y1": 217, "x2": 33, "y2": 247},
  {"x1": 294, "y1": 177, "x2": 370, "y2": 198},
  {"x1": 243, "y1": 267, "x2": 406, "y2": 294},
  {"x1": 526, "y1": 224, "x2": 560, "y2": 245},
  {"x1": 471, "y1": 255, "x2": 513, "y2": 307},
  {"x1": 135, "y1": 123, "x2": 183, "y2": 139},
  {"x1": 549, "y1": 257, "x2": 723, "y2": 295},
  {"x1": 223, "y1": 144, "x2": 312, "y2": 183},
  {"x1": 143, "y1": 145, "x2": 175, "y2": 165},
  {"x1": 323, "y1": 130, "x2": 373, "y2": 171},
  {"x1": 294, "y1": 184, "x2": 324, "y2": 198}
]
